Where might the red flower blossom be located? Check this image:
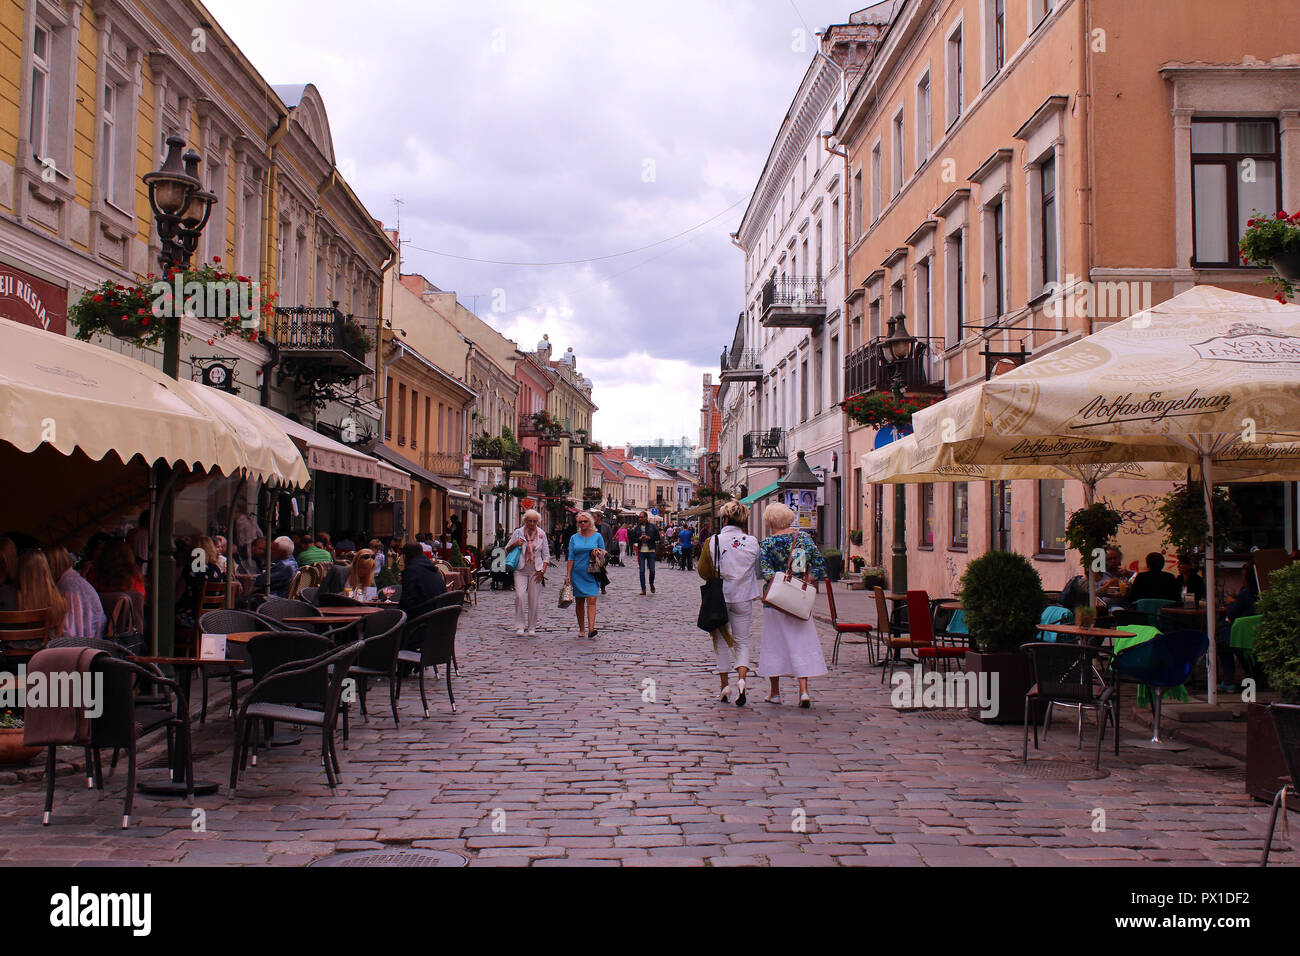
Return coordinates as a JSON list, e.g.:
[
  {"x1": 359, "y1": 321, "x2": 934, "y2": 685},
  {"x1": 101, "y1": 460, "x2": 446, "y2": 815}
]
[
  {"x1": 92, "y1": 294, "x2": 104, "y2": 302},
  {"x1": 141, "y1": 317, "x2": 150, "y2": 327}
]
